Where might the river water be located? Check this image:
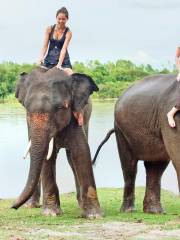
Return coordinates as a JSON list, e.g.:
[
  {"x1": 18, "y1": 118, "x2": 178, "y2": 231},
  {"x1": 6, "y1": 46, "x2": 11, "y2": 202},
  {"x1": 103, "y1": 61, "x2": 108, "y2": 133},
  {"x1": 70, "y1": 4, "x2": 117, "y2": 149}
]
[{"x1": 0, "y1": 100, "x2": 178, "y2": 198}]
